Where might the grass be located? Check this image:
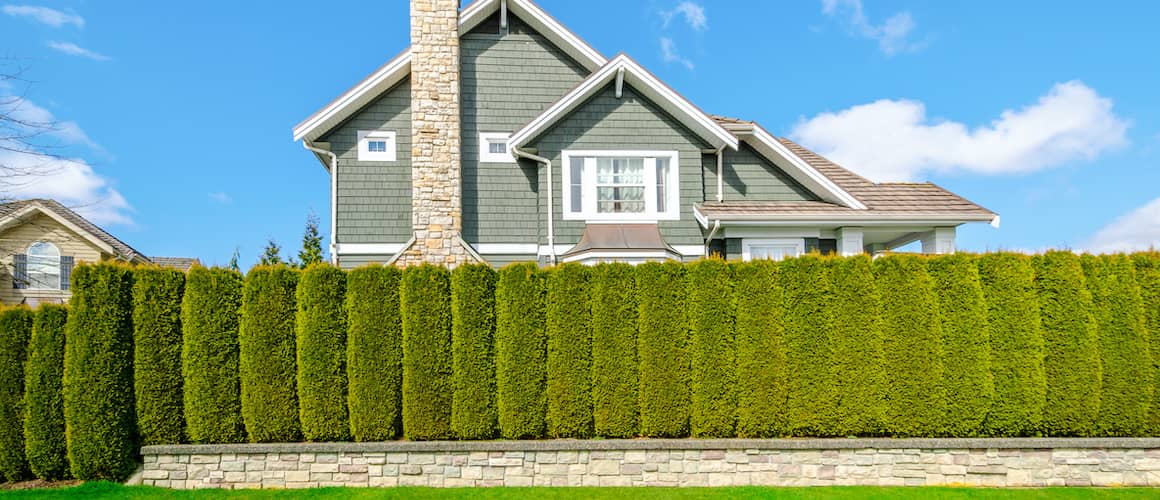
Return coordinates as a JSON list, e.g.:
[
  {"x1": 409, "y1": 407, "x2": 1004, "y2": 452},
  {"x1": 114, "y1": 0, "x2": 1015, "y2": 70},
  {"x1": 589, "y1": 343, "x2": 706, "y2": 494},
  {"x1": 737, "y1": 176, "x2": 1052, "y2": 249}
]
[{"x1": 0, "y1": 483, "x2": 1157, "y2": 499}]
